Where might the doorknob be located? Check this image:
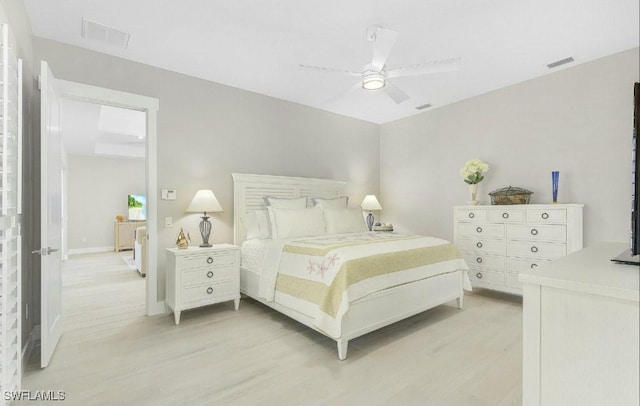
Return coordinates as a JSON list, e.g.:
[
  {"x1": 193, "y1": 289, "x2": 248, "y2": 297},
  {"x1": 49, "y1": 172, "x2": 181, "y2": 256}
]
[{"x1": 31, "y1": 247, "x2": 60, "y2": 256}]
